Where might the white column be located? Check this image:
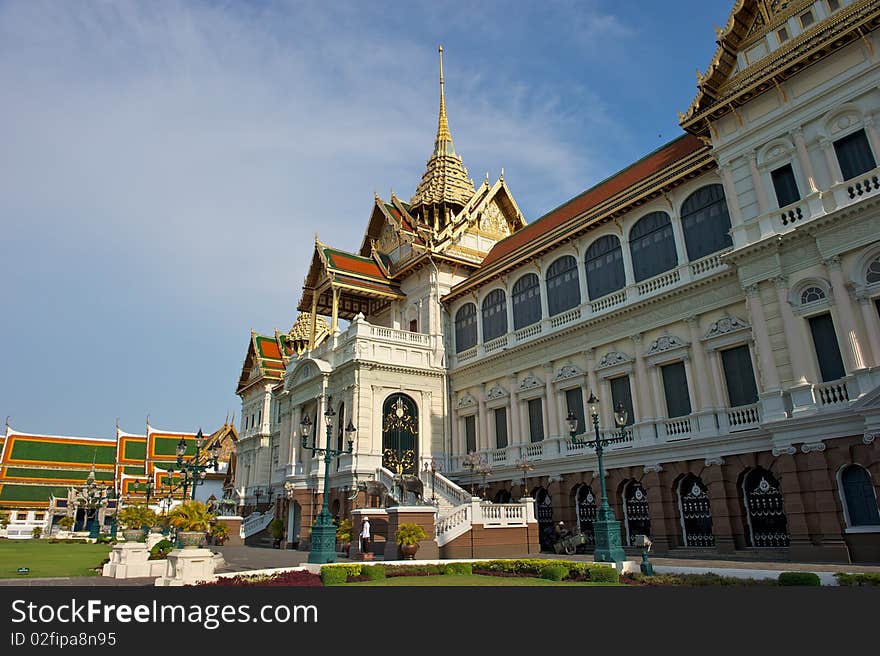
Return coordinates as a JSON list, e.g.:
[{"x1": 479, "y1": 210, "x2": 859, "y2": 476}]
[
  {"x1": 450, "y1": 408, "x2": 460, "y2": 455},
  {"x1": 682, "y1": 357, "x2": 698, "y2": 414},
  {"x1": 858, "y1": 295, "x2": 880, "y2": 367},
  {"x1": 718, "y1": 163, "x2": 745, "y2": 226},
  {"x1": 289, "y1": 405, "x2": 301, "y2": 467},
  {"x1": 576, "y1": 249, "x2": 588, "y2": 306},
  {"x1": 649, "y1": 364, "x2": 666, "y2": 419},
  {"x1": 791, "y1": 127, "x2": 819, "y2": 193},
  {"x1": 746, "y1": 152, "x2": 771, "y2": 214},
  {"x1": 619, "y1": 234, "x2": 636, "y2": 287},
  {"x1": 631, "y1": 335, "x2": 652, "y2": 420},
  {"x1": 686, "y1": 316, "x2": 711, "y2": 410},
  {"x1": 707, "y1": 350, "x2": 726, "y2": 408},
  {"x1": 667, "y1": 207, "x2": 688, "y2": 267},
  {"x1": 598, "y1": 377, "x2": 613, "y2": 428},
  {"x1": 538, "y1": 271, "x2": 550, "y2": 323},
  {"x1": 773, "y1": 277, "x2": 814, "y2": 384},
  {"x1": 826, "y1": 256, "x2": 866, "y2": 372},
  {"x1": 820, "y1": 137, "x2": 843, "y2": 185},
  {"x1": 543, "y1": 364, "x2": 558, "y2": 437},
  {"x1": 745, "y1": 284, "x2": 781, "y2": 390},
  {"x1": 478, "y1": 388, "x2": 489, "y2": 451}
]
